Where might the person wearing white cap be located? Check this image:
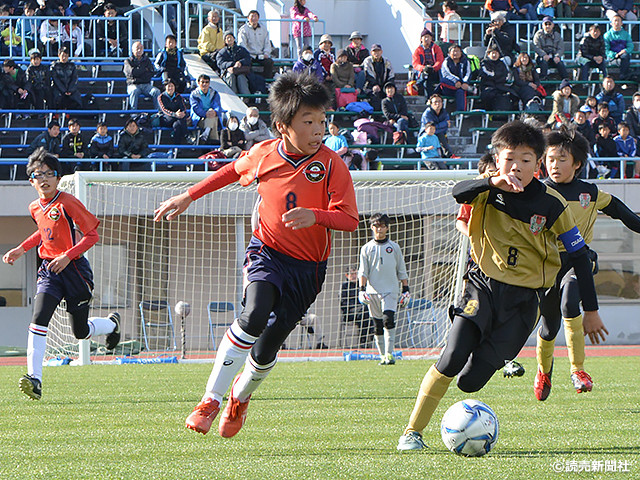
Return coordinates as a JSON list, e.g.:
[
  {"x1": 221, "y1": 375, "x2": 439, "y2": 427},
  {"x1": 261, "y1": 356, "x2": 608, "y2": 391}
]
[{"x1": 345, "y1": 31, "x2": 369, "y2": 90}]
